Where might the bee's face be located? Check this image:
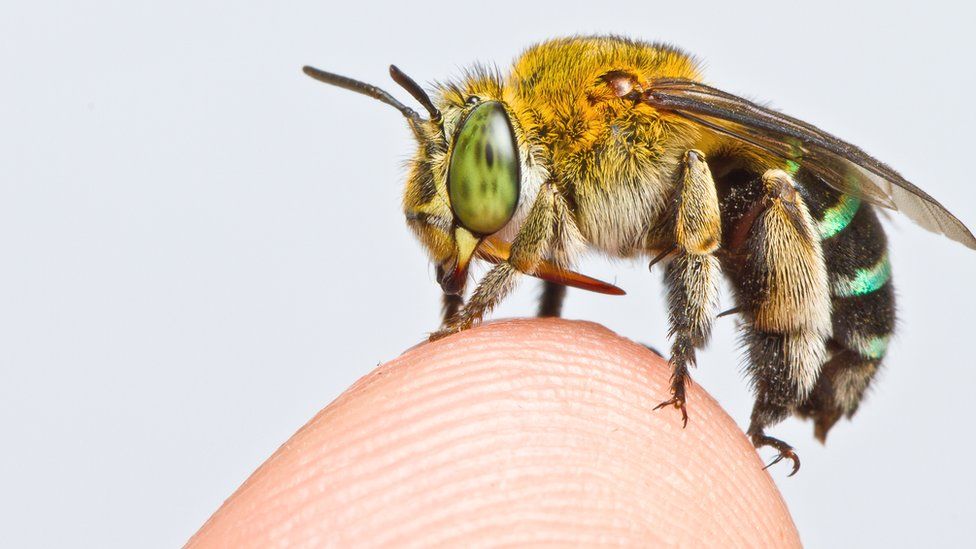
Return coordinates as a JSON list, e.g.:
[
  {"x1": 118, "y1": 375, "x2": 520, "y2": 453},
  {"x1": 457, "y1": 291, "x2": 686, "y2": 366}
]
[
  {"x1": 404, "y1": 82, "x2": 545, "y2": 295},
  {"x1": 301, "y1": 65, "x2": 548, "y2": 295}
]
